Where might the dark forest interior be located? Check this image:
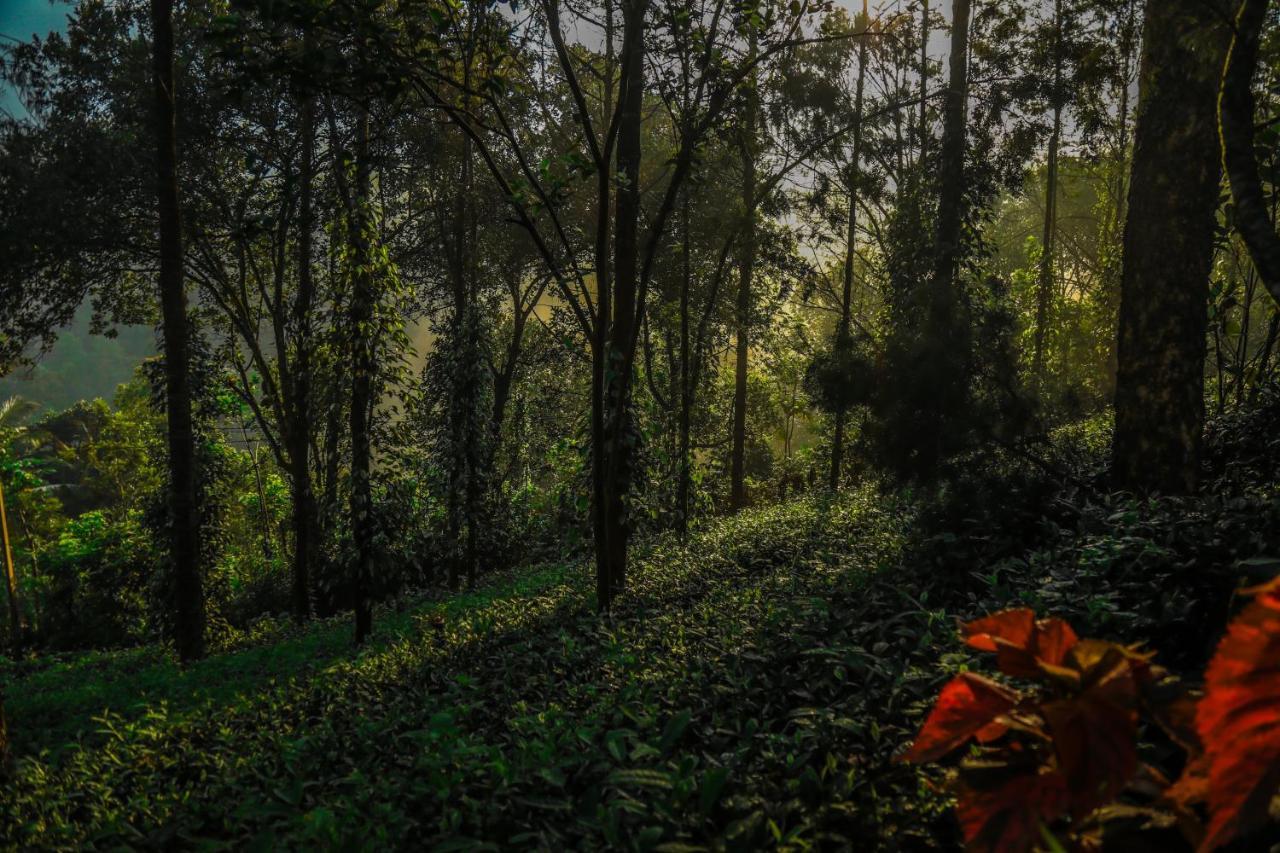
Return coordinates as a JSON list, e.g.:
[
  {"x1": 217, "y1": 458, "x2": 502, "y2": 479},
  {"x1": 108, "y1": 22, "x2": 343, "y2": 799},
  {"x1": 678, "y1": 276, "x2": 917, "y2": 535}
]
[{"x1": 2, "y1": 0, "x2": 1280, "y2": 849}]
